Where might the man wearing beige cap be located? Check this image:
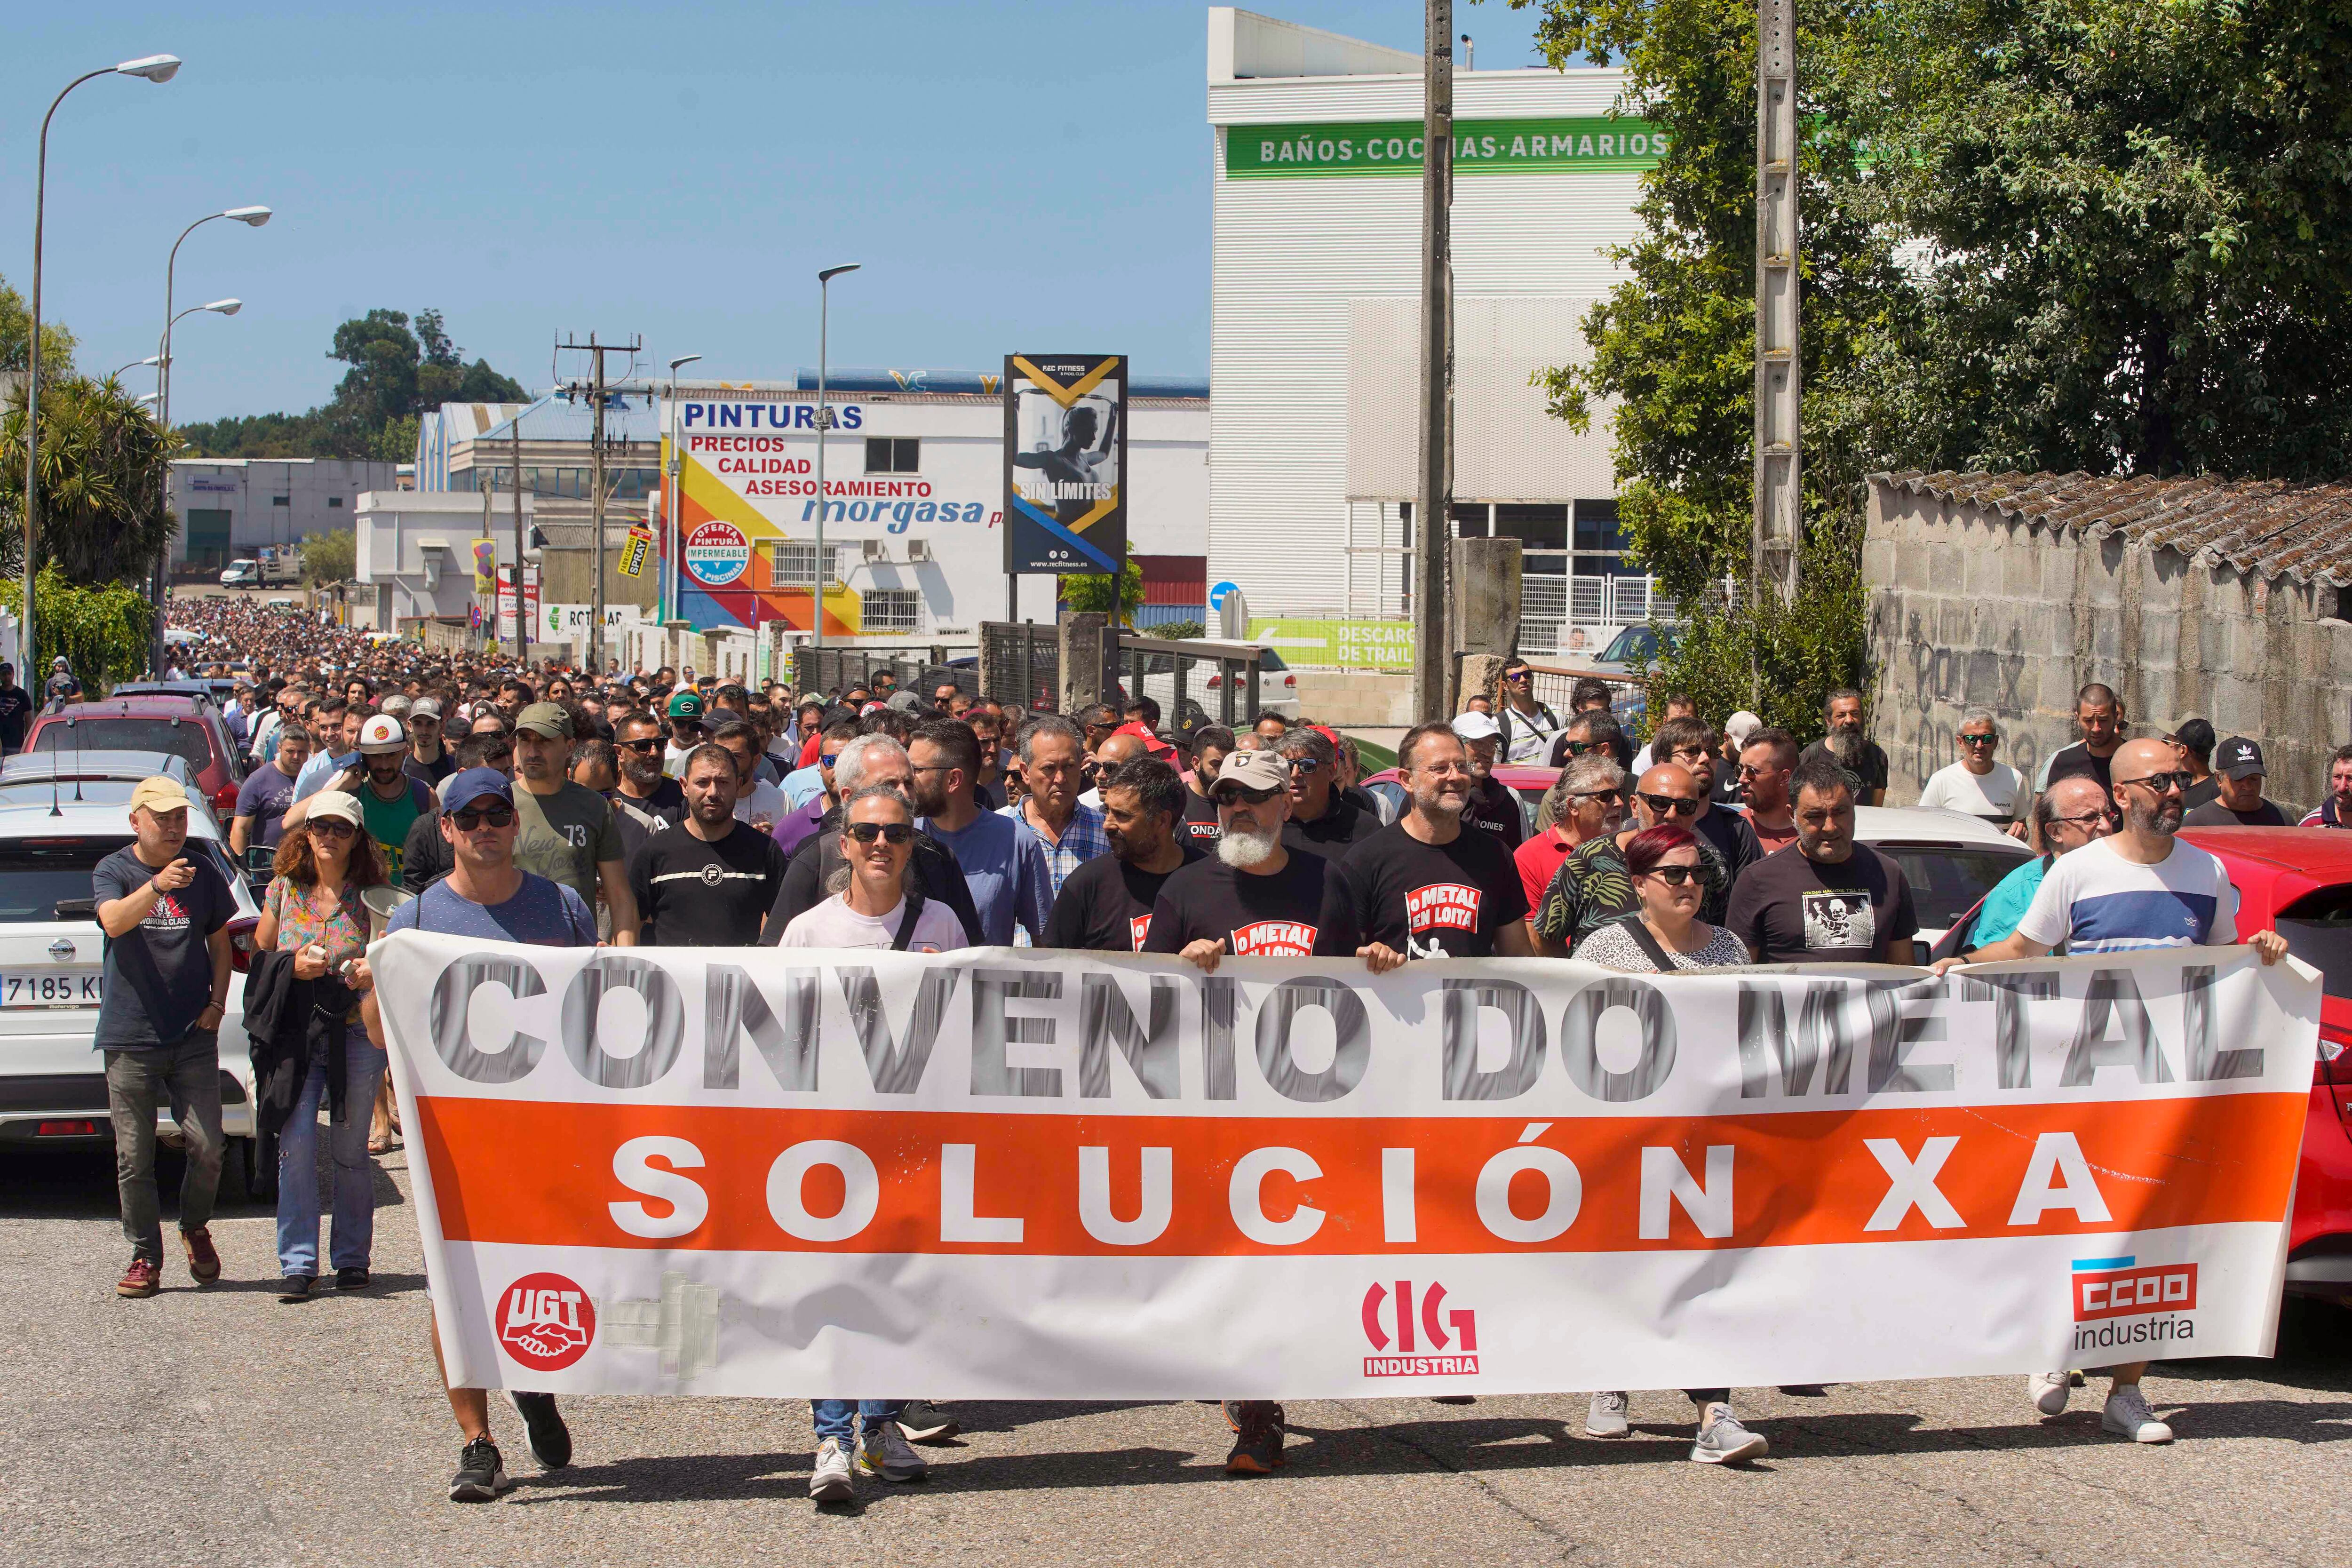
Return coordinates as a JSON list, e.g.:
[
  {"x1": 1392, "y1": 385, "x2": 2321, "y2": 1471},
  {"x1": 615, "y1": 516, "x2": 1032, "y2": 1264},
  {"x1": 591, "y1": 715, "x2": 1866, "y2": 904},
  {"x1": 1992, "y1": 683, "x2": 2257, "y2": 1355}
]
[
  {"x1": 511, "y1": 701, "x2": 638, "y2": 944},
  {"x1": 92, "y1": 777, "x2": 238, "y2": 1299},
  {"x1": 403, "y1": 695, "x2": 455, "y2": 788}
]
